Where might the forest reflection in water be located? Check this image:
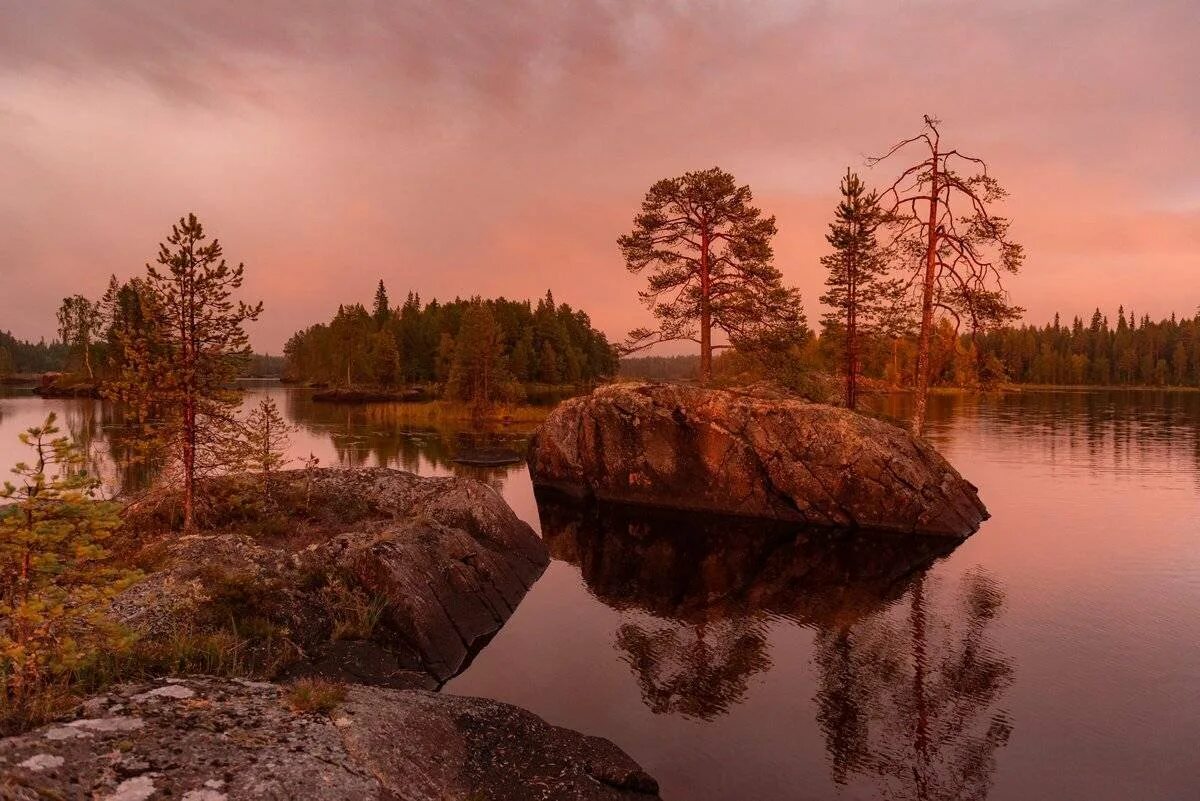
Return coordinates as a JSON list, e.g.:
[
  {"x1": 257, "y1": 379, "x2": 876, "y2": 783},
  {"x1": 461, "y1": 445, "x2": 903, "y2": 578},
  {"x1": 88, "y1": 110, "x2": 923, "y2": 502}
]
[{"x1": 538, "y1": 494, "x2": 1015, "y2": 799}]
